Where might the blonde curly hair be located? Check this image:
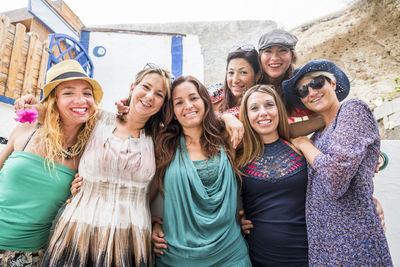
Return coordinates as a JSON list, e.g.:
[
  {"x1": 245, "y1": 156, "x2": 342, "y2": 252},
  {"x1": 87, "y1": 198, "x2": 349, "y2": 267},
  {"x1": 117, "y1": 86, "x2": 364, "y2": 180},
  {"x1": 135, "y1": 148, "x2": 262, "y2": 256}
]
[{"x1": 40, "y1": 89, "x2": 99, "y2": 170}]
